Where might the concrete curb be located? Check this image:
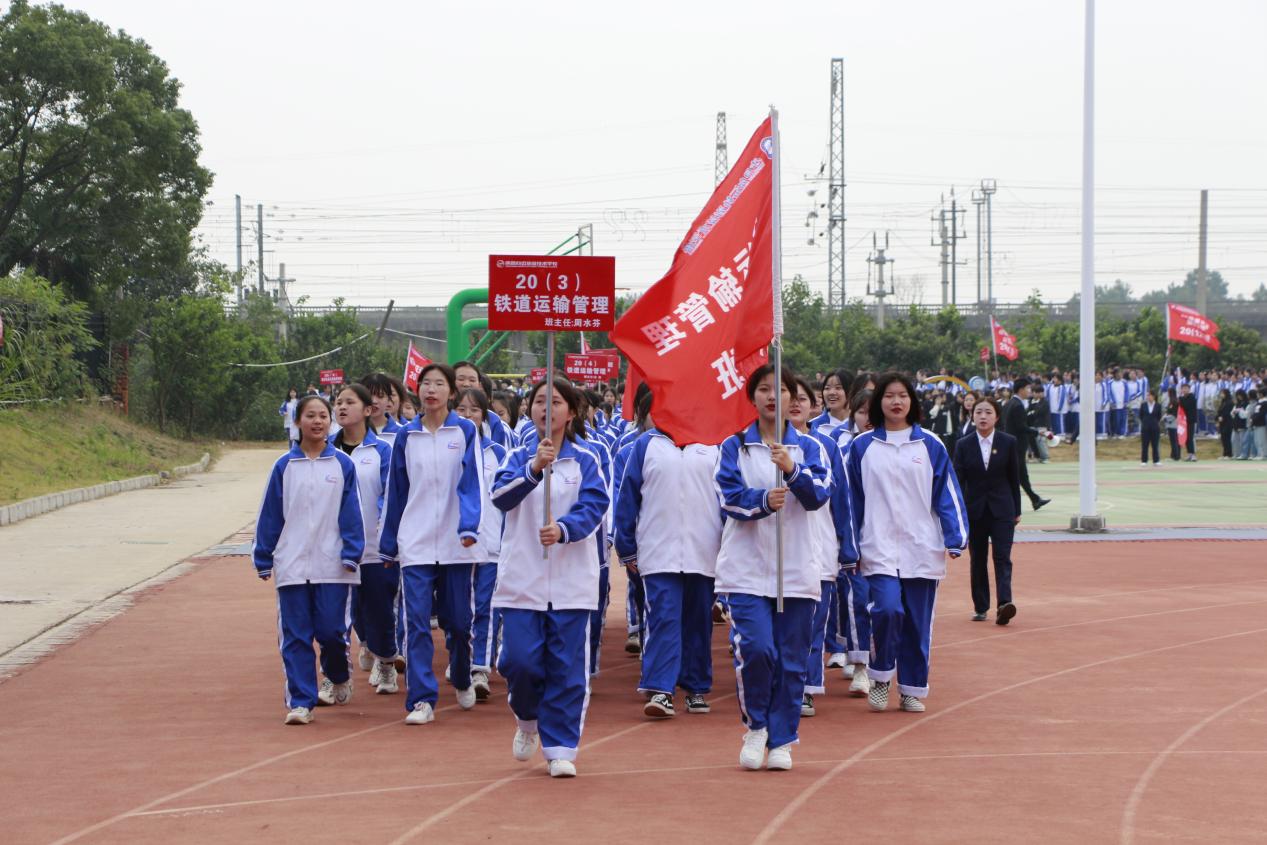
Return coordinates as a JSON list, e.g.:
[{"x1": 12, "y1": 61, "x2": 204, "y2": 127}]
[{"x1": 0, "y1": 452, "x2": 211, "y2": 528}]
